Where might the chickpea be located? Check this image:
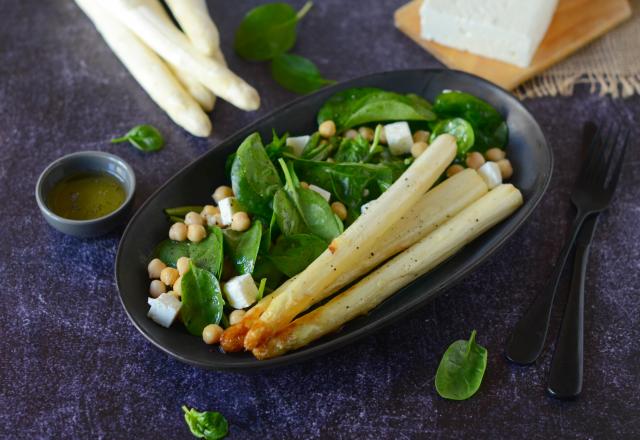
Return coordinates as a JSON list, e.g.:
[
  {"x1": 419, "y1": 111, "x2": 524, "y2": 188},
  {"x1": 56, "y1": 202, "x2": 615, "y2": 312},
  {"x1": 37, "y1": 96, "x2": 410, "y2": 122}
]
[
  {"x1": 299, "y1": 181, "x2": 310, "y2": 189},
  {"x1": 485, "y1": 147, "x2": 506, "y2": 161},
  {"x1": 184, "y1": 211, "x2": 204, "y2": 226},
  {"x1": 411, "y1": 141, "x2": 428, "y2": 158},
  {"x1": 174, "y1": 276, "x2": 183, "y2": 295},
  {"x1": 318, "y1": 120, "x2": 336, "y2": 138},
  {"x1": 377, "y1": 124, "x2": 387, "y2": 144},
  {"x1": 446, "y1": 164, "x2": 465, "y2": 178},
  {"x1": 160, "y1": 267, "x2": 179, "y2": 287},
  {"x1": 229, "y1": 309, "x2": 246, "y2": 326},
  {"x1": 412, "y1": 130, "x2": 430, "y2": 143},
  {"x1": 212, "y1": 185, "x2": 234, "y2": 203},
  {"x1": 169, "y1": 222, "x2": 188, "y2": 241},
  {"x1": 345, "y1": 129, "x2": 358, "y2": 139},
  {"x1": 176, "y1": 257, "x2": 191, "y2": 276},
  {"x1": 167, "y1": 290, "x2": 181, "y2": 301},
  {"x1": 202, "y1": 324, "x2": 223, "y2": 345},
  {"x1": 201, "y1": 205, "x2": 219, "y2": 218},
  {"x1": 331, "y1": 201, "x2": 348, "y2": 221},
  {"x1": 187, "y1": 224, "x2": 207, "y2": 242},
  {"x1": 358, "y1": 126, "x2": 374, "y2": 141},
  {"x1": 497, "y1": 159, "x2": 513, "y2": 179},
  {"x1": 147, "y1": 258, "x2": 166, "y2": 279},
  {"x1": 465, "y1": 152, "x2": 485, "y2": 170},
  {"x1": 231, "y1": 212, "x2": 251, "y2": 232},
  {"x1": 149, "y1": 279, "x2": 167, "y2": 298}
]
